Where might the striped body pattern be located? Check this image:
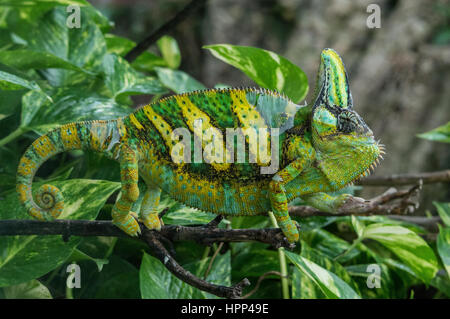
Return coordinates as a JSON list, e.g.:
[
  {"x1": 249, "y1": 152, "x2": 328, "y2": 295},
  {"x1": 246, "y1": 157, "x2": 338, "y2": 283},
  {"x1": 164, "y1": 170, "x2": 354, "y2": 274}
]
[{"x1": 16, "y1": 49, "x2": 383, "y2": 243}]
